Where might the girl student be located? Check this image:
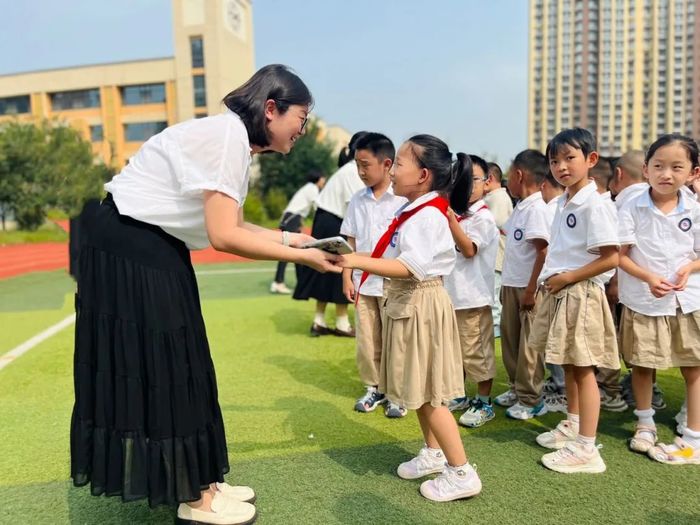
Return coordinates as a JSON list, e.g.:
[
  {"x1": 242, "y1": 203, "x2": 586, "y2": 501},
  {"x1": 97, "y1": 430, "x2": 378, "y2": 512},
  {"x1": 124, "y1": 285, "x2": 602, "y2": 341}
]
[
  {"x1": 617, "y1": 133, "x2": 700, "y2": 464},
  {"x1": 71, "y1": 65, "x2": 340, "y2": 525},
  {"x1": 338, "y1": 135, "x2": 481, "y2": 502}
]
